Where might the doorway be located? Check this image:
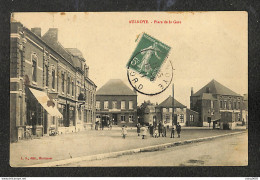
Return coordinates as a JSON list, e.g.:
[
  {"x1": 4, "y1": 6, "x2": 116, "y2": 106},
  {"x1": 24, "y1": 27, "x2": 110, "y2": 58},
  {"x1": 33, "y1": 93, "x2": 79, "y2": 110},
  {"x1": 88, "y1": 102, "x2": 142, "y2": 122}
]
[
  {"x1": 43, "y1": 110, "x2": 48, "y2": 134},
  {"x1": 112, "y1": 114, "x2": 117, "y2": 125}
]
